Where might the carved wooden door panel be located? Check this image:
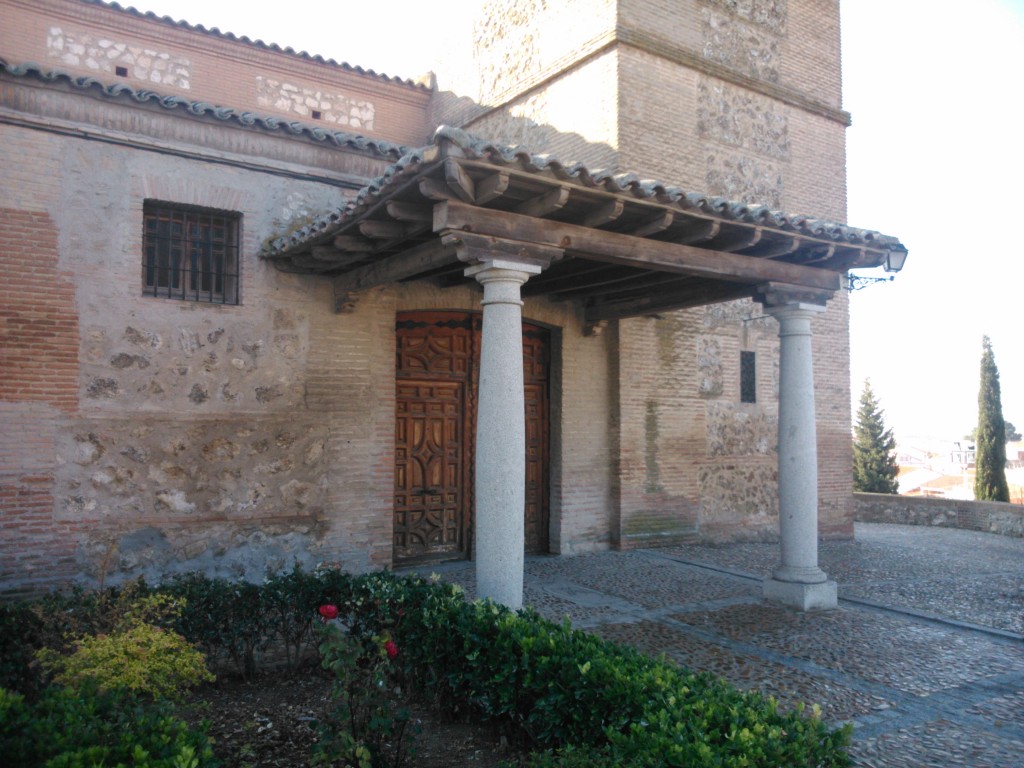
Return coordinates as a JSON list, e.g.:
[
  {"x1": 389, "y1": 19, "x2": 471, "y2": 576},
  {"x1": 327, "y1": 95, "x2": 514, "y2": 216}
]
[
  {"x1": 393, "y1": 381, "x2": 465, "y2": 562},
  {"x1": 395, "y1": 312, "x2": 550, "y2": 565},
  {"x1": 394, "y1": 315, "x2": 474, "y2": 564}
]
